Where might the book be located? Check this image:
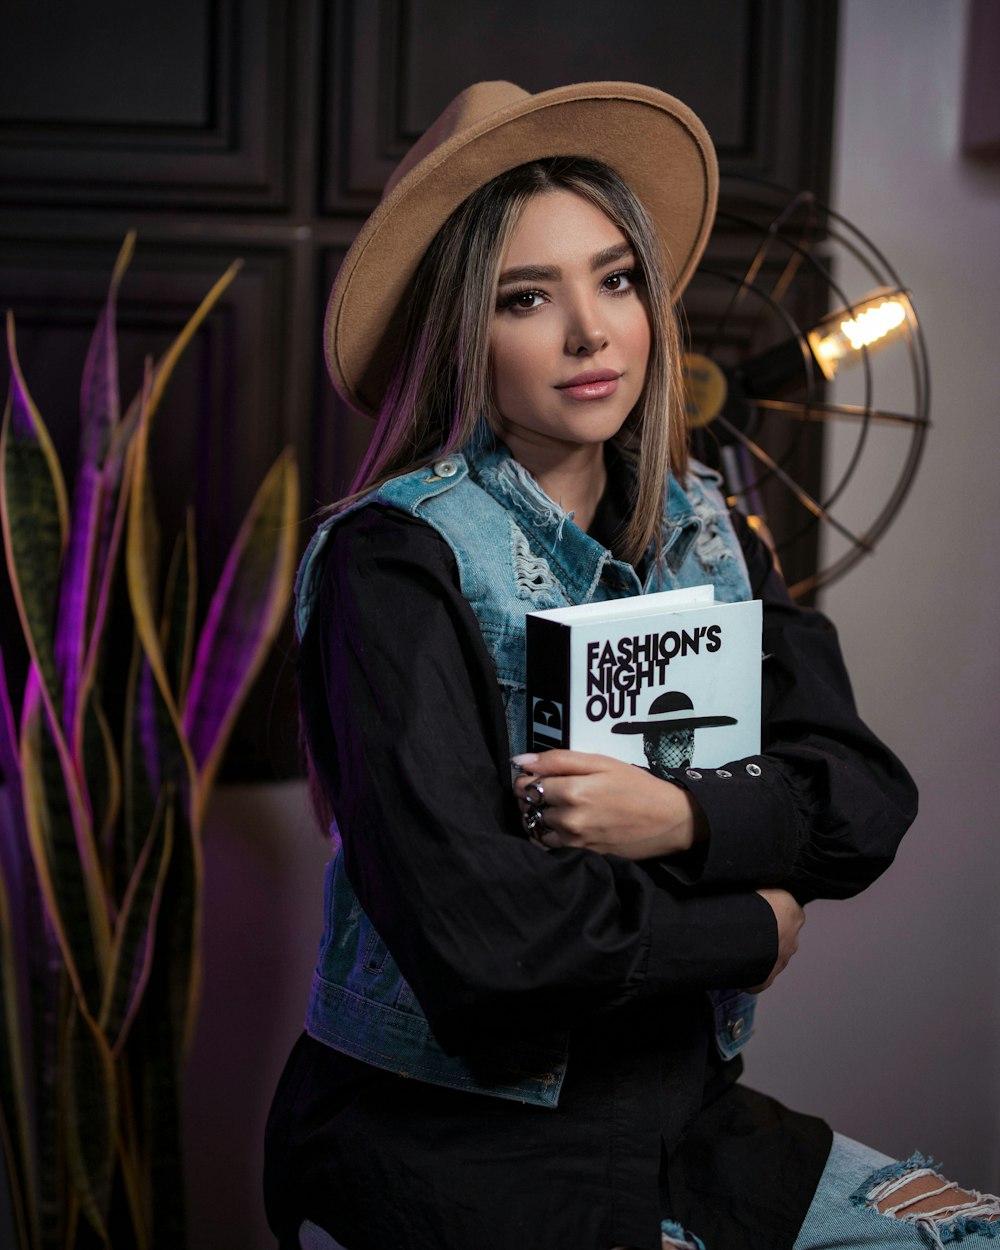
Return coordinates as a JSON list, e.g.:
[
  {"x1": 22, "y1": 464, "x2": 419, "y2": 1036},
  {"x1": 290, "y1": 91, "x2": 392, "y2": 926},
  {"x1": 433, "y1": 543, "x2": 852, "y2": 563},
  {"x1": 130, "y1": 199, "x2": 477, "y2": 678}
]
[{"x1": 525, "y1": 586, "x2": 762, "y2": 775}]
